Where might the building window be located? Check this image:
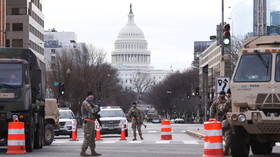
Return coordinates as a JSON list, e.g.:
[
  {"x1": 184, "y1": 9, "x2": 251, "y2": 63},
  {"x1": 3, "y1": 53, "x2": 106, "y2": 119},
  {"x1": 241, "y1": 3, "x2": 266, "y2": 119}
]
[
  {"x1": 6, "y1": 23, "x2": 10, "y2": 32},
  {"x1": 51, "y1": 49, "x2": 56, "y2": 54},
  {"x1": 12, "y1": 39, "x2": 23, "y2": 48},
  {"x1": 11, "y1": 8, "x2": 20, "y2": 15},
  {"x1": 12, "y1": 23, "x2": 23, "y2": 31},
  {"x1": 5, "y1": 40, "x2": 10, "y2": 47}
]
